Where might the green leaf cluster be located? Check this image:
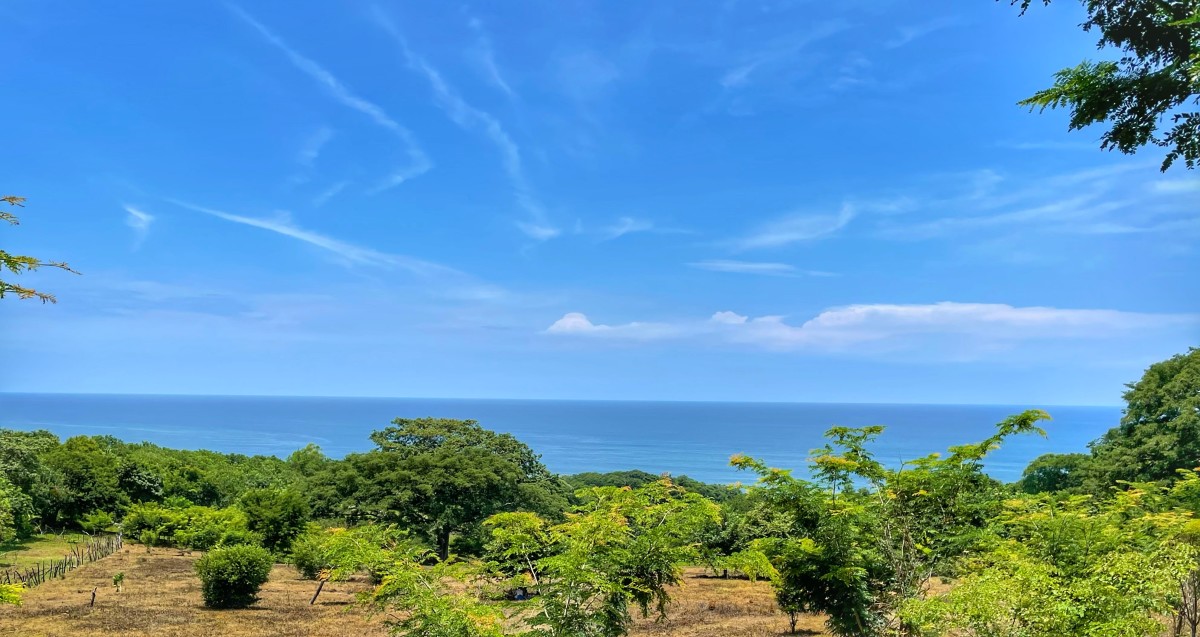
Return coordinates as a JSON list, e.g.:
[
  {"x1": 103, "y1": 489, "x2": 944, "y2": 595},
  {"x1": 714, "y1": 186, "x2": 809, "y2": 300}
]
[
  {"x1": 0, "y1": 195, "x2": 77, "y2": 303},
  {"x1": 1013, "y1": 0, "x2": 1200, "y2": 170}
]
